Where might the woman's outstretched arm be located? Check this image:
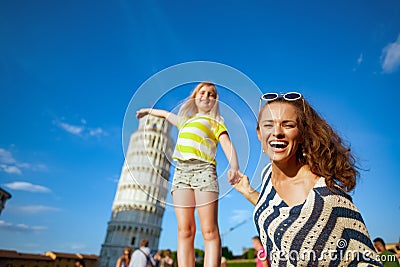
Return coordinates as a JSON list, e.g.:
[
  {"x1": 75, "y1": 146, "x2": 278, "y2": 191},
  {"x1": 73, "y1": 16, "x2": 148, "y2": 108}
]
[
  {"x1": 234, "y1": 172, "x2": 260, "y2": 206},
  {"x1": 219, "y1": 133, "x2": 240, "y2": 185},
  {"x1": 136, "y1": 108, "x2": 178, "y2": 127}
]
